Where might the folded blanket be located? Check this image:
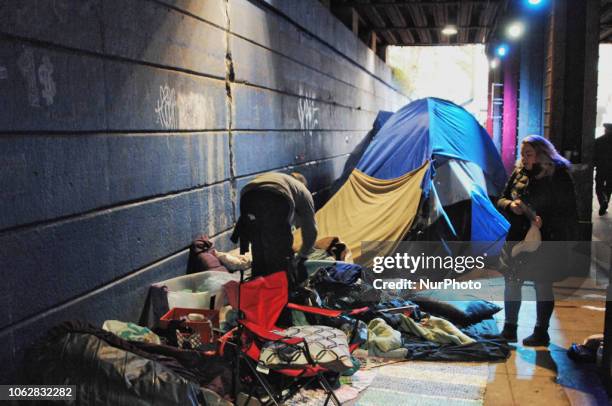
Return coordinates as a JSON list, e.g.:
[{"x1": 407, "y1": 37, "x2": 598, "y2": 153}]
[
  {"x1": 398, "y1": 314, "x2": 475, "y2": 345},
  {"x1": 364, "y1": 317, "x2": 509, "y2": 361},
  {"x1": 367, "y1": 318, "x2": 405, "y2": 355}
]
